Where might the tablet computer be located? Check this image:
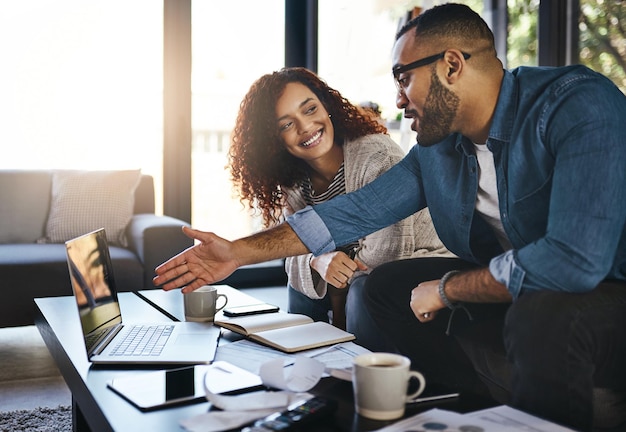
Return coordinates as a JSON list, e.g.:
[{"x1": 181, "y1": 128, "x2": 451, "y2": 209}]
[{"x1": 107, "y1": 361, "x2": 264, "y2": 411}]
